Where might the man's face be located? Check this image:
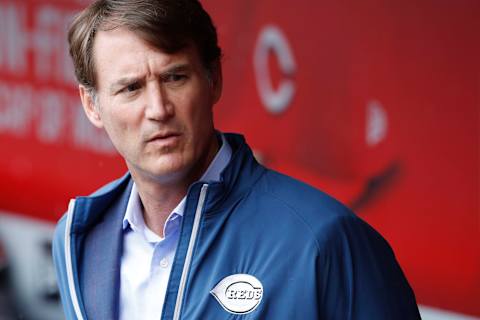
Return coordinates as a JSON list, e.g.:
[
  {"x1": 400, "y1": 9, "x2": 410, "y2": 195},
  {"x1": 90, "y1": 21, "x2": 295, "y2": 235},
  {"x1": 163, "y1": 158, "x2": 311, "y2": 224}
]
[{"x1": 80, "y1": 27, "x2": 221, "y2": 183}]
